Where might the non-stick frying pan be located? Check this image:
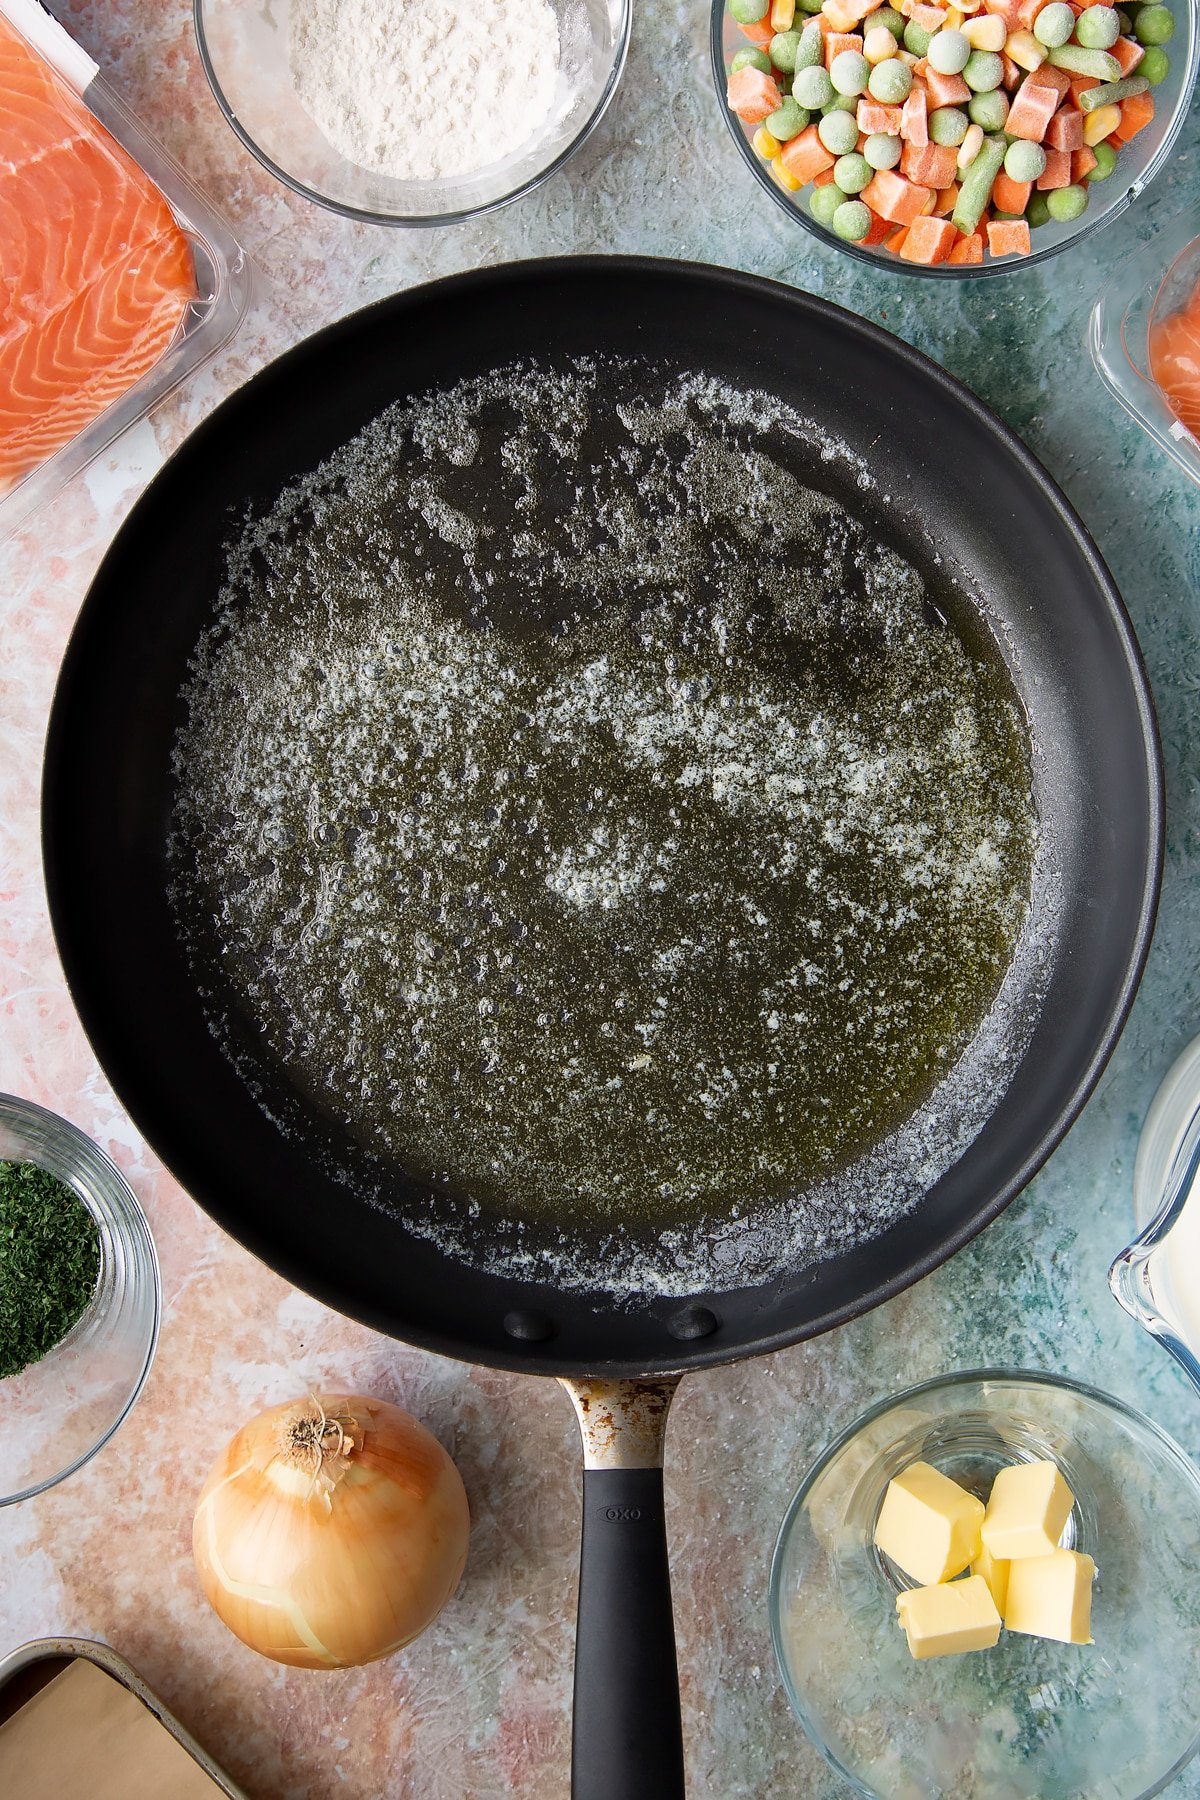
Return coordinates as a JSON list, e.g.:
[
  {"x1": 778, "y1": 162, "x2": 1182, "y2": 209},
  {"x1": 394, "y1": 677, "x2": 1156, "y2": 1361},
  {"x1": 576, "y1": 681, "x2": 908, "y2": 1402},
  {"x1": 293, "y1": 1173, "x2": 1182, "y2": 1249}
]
[{"x1": 42, "y1": 260, "x2": 1162, "y2": 1798}]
